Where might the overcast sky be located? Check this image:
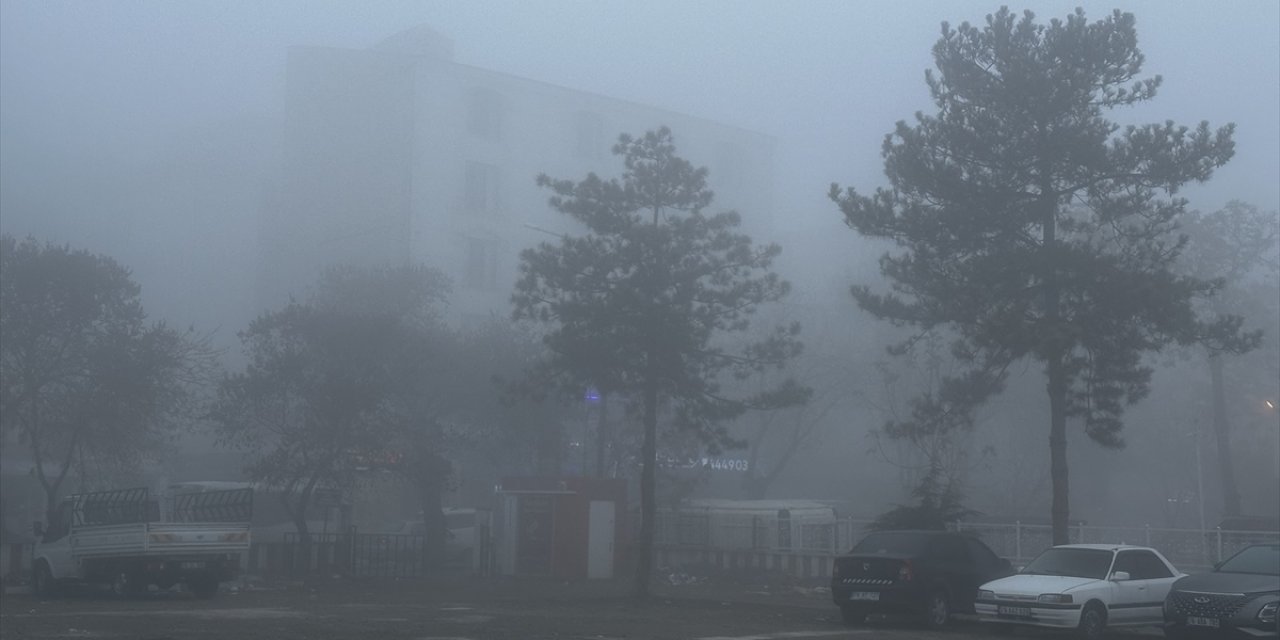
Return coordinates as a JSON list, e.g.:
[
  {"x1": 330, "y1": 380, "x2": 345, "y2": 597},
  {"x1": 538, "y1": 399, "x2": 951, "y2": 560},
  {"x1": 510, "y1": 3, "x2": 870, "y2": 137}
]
[{"x1": 2, "y1": 0, "x2": 1277, "y2": 240}]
